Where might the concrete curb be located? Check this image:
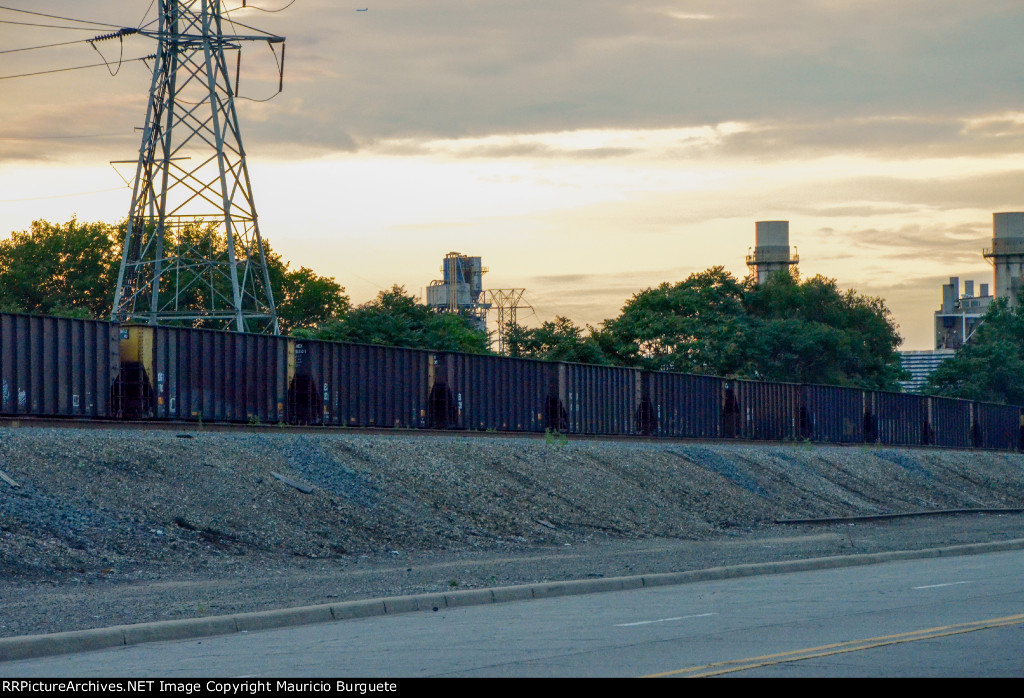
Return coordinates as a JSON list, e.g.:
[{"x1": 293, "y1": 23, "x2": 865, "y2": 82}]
[{"x1": 4, "y1": 537, "x2": 1024, "y2": 664}]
